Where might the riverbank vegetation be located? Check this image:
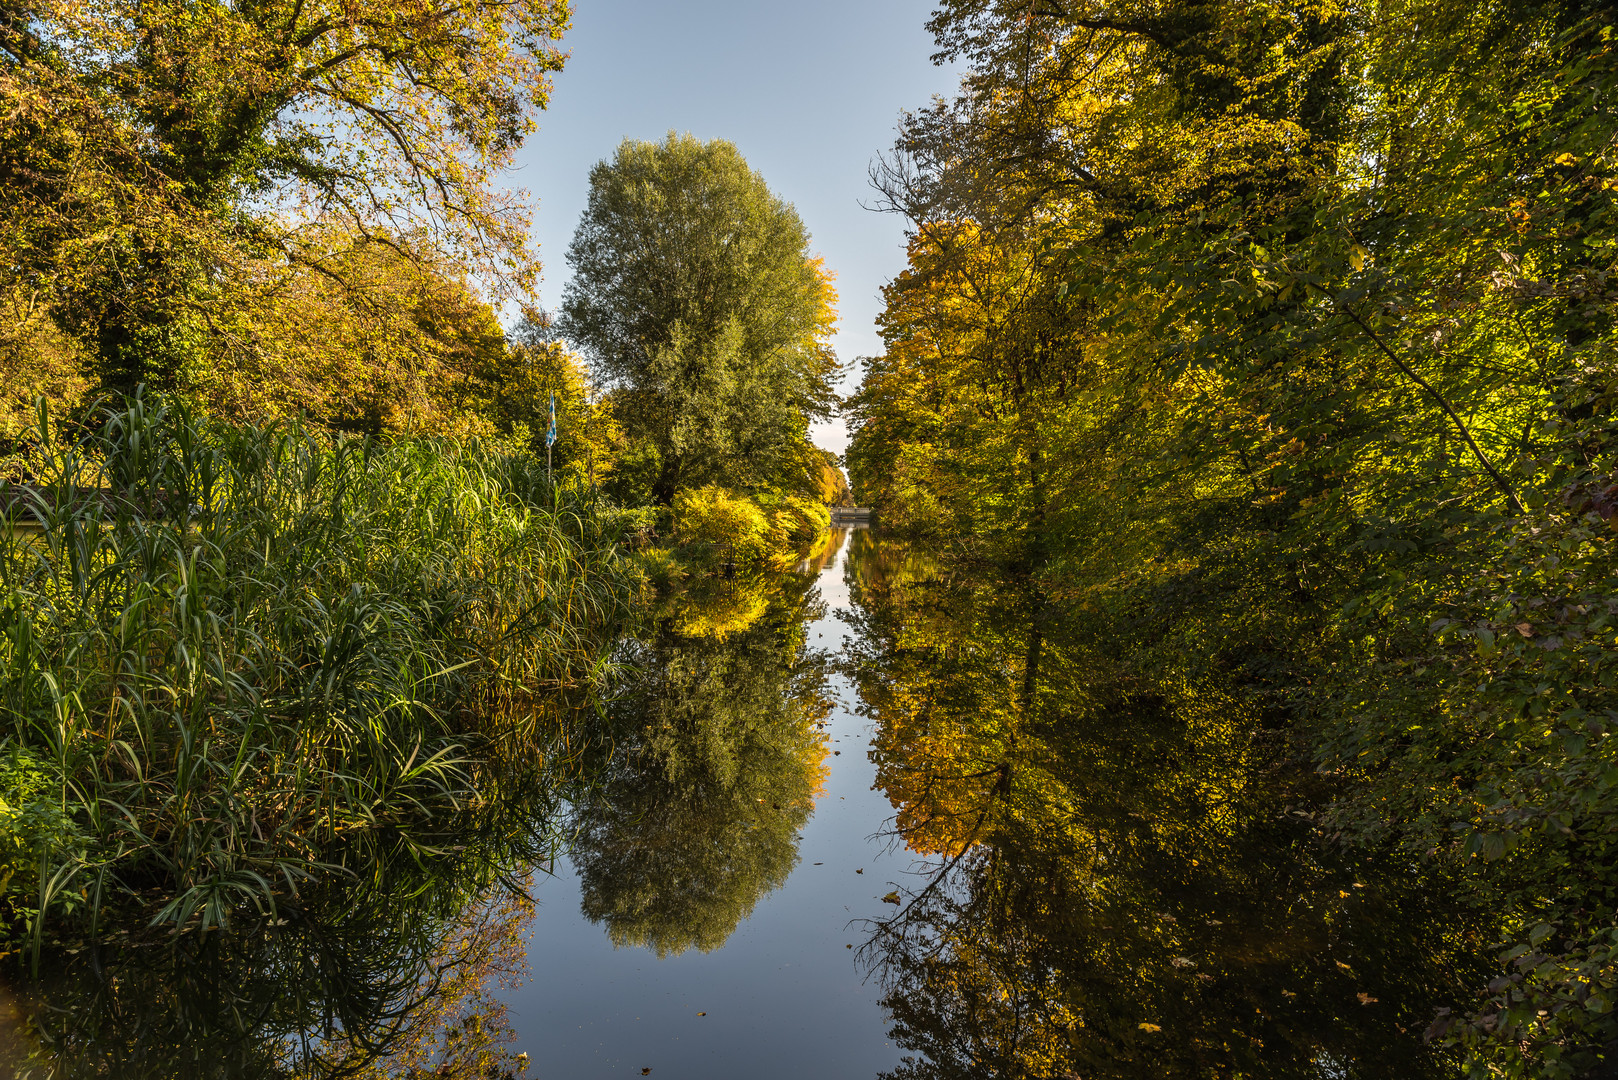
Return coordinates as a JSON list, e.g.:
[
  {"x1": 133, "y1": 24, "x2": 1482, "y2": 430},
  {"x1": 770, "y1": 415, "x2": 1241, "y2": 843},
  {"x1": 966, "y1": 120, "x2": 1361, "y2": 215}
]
[
  {"x1": 0, "y1": 396, "x2": 637, "y2": 944},
  {"x1": 846, "y1": 1, "x2": 1618, "y2": 1075},
  {"x1": 1, "y1": 0, "x2": 849, "y2": 974}
]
